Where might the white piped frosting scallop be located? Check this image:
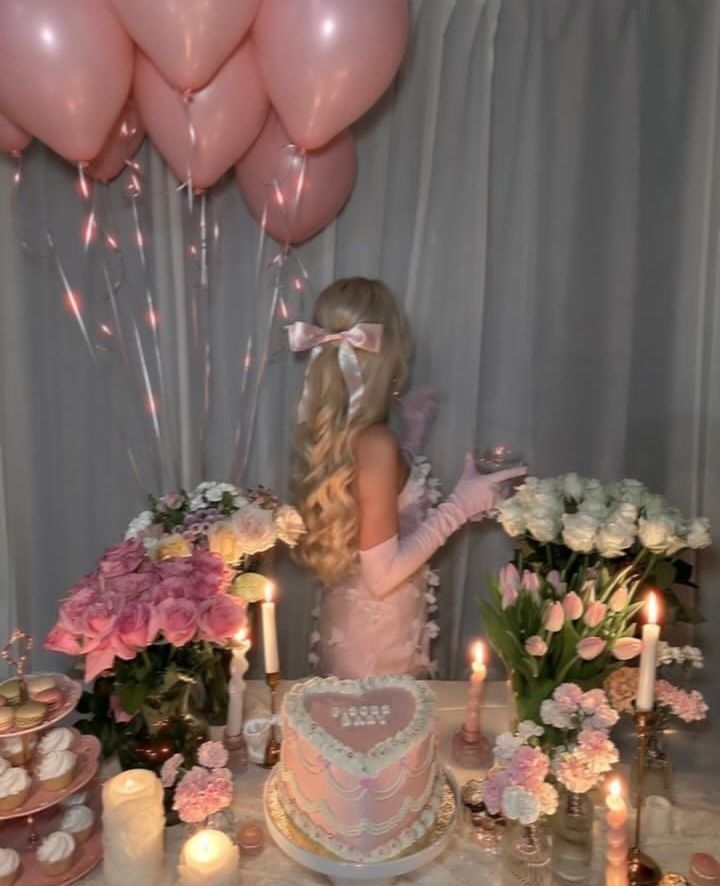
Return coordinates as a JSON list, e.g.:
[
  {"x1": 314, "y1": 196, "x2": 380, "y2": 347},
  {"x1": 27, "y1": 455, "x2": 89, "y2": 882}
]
[
  {"x1": 0, "y1": 848, "x2": 19, "y2": 876},
  {"x1": 37, "y1": 831, "x2": 75, "y2": 863},
  {"x1": 0, "y1": 767, "x2": 30, "y2": 797},
  {"x1": 38, "y1": 728, "x2": 74, "y2": 755},
  {"x1": 0, "y1": 758, "x2": 8, "y2": 776},
  {"x1": 0, "y1": 735, "x2": 37, "y2": 758},
  {"x1": 36, "y1": 750, "x2": 76, "y2": 781}
]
